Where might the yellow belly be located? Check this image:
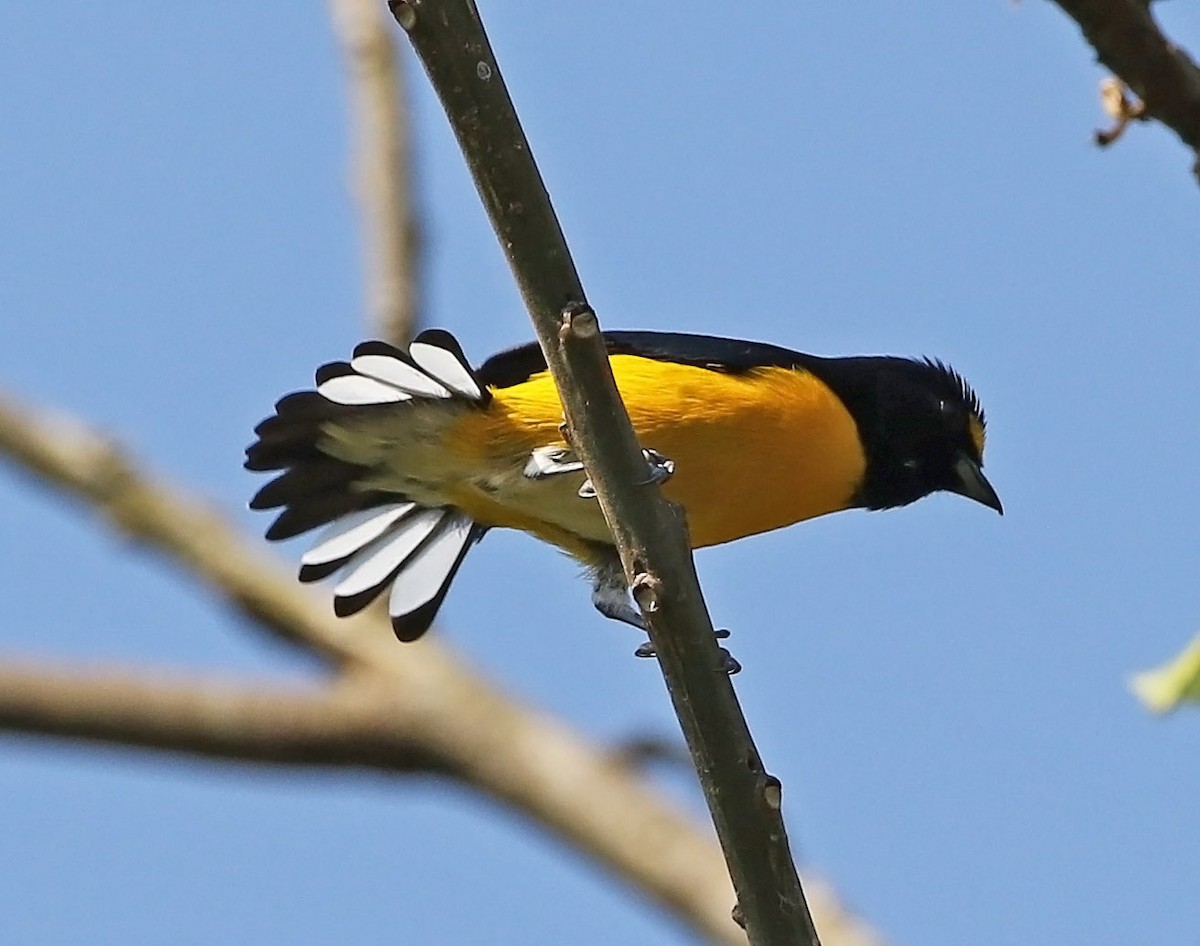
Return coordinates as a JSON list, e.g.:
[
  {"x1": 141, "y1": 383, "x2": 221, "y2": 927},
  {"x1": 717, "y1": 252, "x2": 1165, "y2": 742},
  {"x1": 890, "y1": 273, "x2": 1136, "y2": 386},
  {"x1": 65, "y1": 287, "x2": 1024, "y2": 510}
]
[{"x1": 444, "y1": 356, "x2": 867, "y2": 555}]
